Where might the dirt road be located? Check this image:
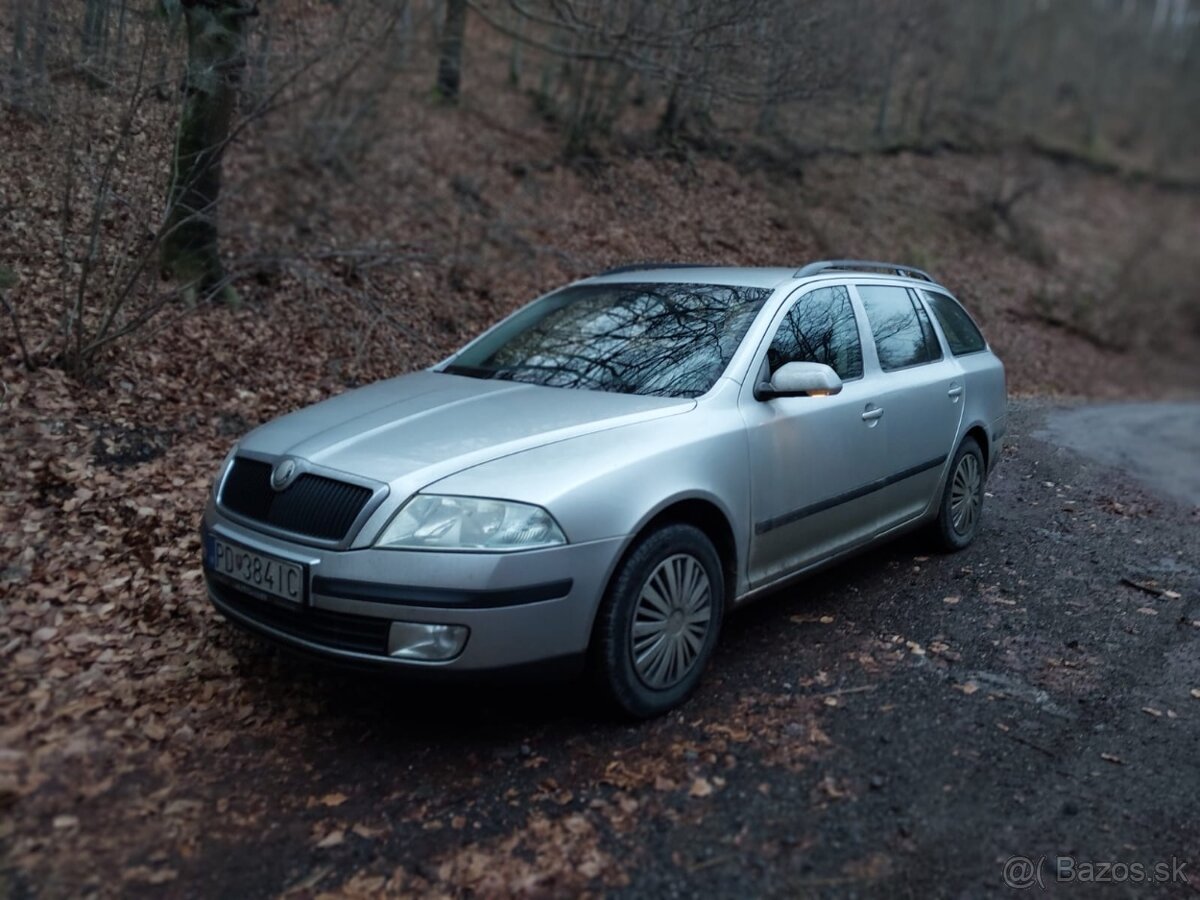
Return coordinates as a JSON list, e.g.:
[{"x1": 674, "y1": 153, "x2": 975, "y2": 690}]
[
  {"x1": 1034, "y1": 401, "x2": 1200, "y2": 507},
  {"x1": 5, "y1": 400, "x2": 1199, "y2": 898}
]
